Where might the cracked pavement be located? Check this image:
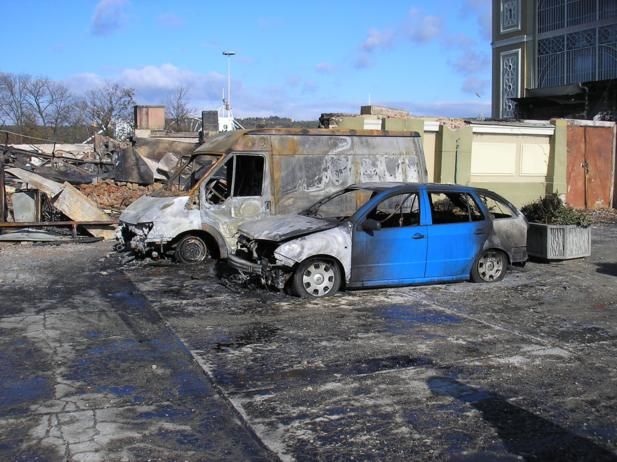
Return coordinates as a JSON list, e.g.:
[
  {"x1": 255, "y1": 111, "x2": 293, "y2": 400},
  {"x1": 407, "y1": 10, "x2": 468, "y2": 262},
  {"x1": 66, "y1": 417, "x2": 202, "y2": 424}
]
[
  {"x1": 0, "y1": 243, "x2": 274, "y2": 461},
  {"x1": 1, "y1": 224, "x2": 617, "y2": 461}
]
